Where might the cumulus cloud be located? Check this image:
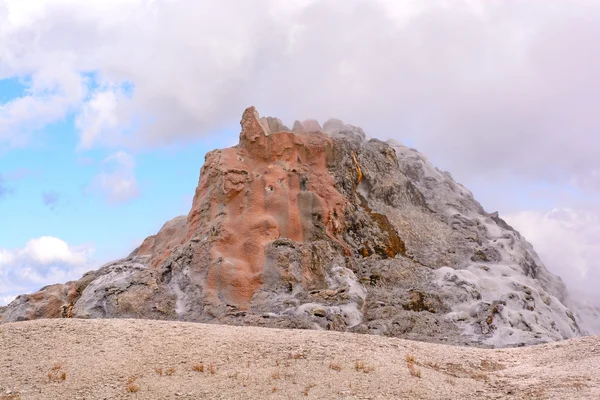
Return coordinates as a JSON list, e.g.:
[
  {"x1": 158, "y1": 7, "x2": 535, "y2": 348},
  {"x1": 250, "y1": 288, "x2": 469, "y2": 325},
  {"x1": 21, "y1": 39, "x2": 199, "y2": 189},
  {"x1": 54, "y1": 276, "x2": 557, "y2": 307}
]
[
  {"x1": 0, "y1": 236, "x2": 95, "y2": 305},
  {"x1": 88, "y1": 151, "x2": 139, "y2": 204},
  {"x1": 506, "y1": 208, "x2": 600, "y2": 301},
  {"x1": 0, "y1": 67, "x2": 87, "y2": 147},
  {"x1": 0, "y1": 0, "x2": 598, "y2": 190},
  {"x1": 75, "y1": 88, "x2": 123, "y2": 150}
]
